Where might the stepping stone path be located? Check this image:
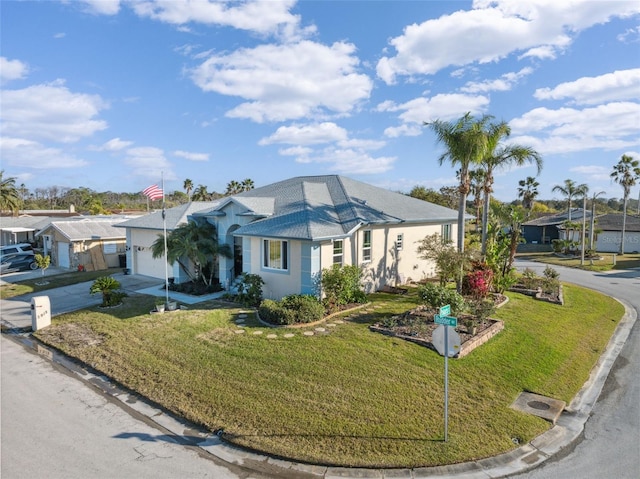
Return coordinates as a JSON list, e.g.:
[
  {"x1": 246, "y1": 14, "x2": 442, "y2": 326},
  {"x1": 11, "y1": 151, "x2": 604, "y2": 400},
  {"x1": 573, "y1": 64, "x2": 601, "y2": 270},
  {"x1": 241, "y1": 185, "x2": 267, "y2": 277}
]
[
  {"x1": 303, "y1": 331, "x2": 314, "y2": 336},
  {"x1": 327, "y1": 323, "x2": 337, "y2": 328},
  {"x1": 234, "y1": 329, "x2": 245, "y2": 334},
  {"x1": 315, "y1": 327, "x2": 326, "y2": 333},
  {"x1": 253, "y1": 331, "x2": 263, "y2": 335},
  {"x1": 266, "y1": 334, "x2": 278, "y2": 339},
  {"x1": 283, "y1": 333, "x2": 295, "y2": 338}
]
